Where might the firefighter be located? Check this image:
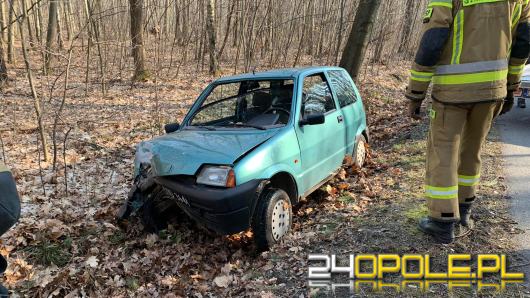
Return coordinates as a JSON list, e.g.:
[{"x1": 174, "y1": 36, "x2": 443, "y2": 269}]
[
  {"x1": 406, "y1": 0, "x2": 530, "y2": 244},
  {"x1": 0, "y1": 161, "x2": 21, "y2": 296}
]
